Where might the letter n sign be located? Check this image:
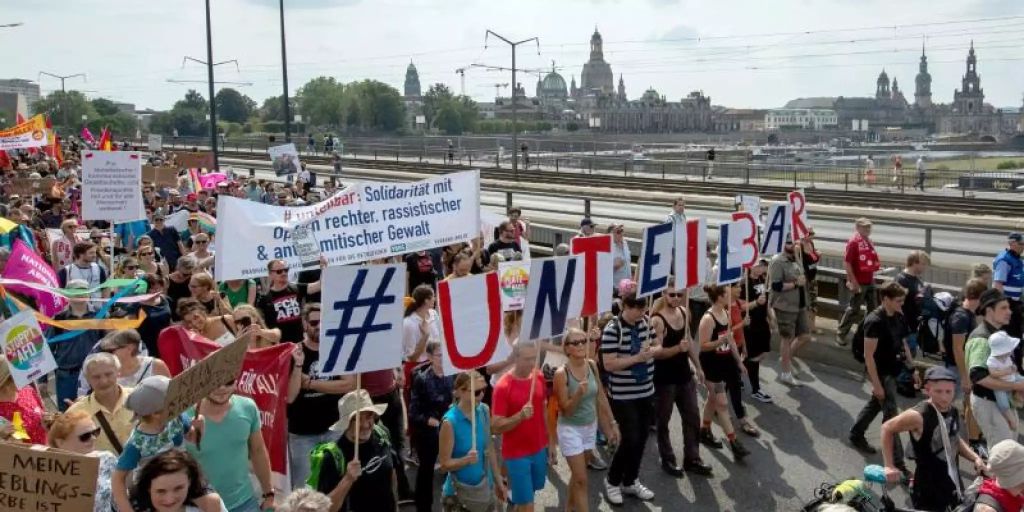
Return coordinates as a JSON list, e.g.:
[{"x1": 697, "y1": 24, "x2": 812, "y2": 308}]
[{"x1": 518, "y1": 256, "x2": 584, "y2": 342}]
